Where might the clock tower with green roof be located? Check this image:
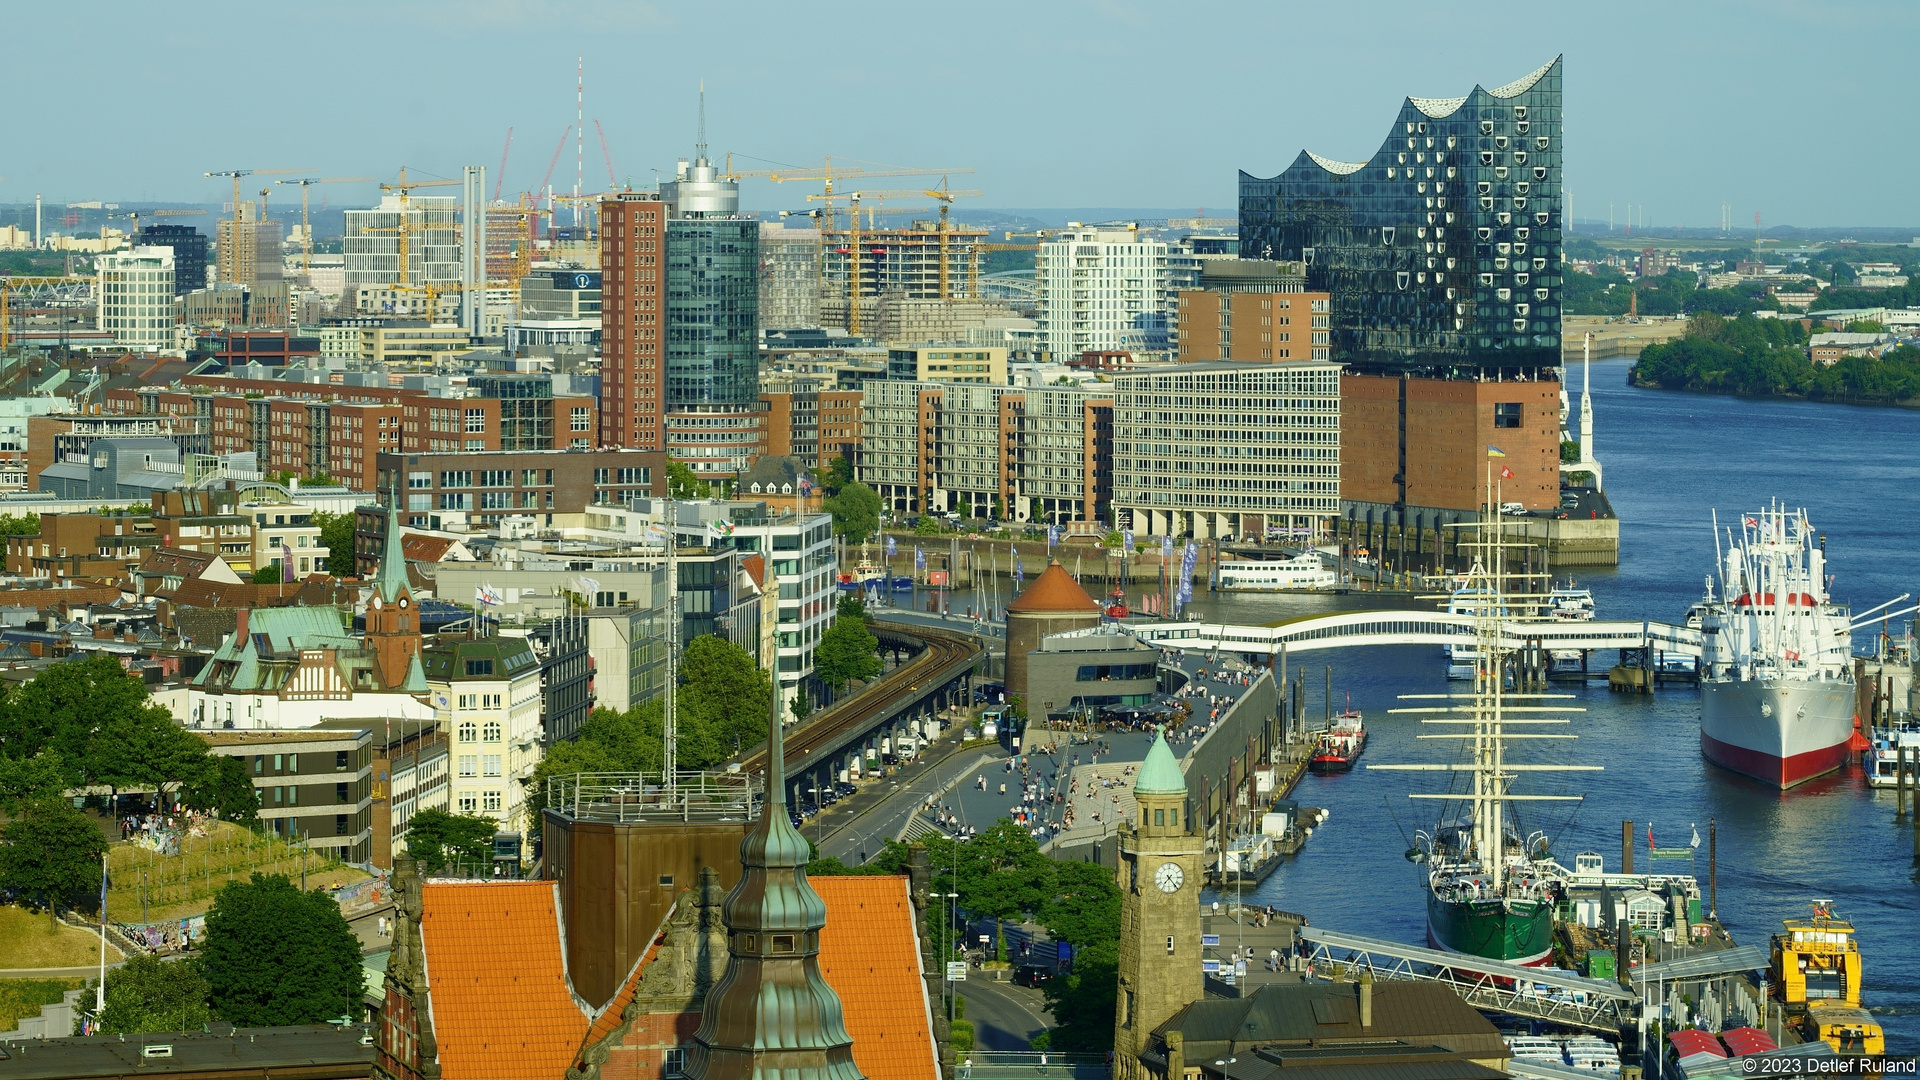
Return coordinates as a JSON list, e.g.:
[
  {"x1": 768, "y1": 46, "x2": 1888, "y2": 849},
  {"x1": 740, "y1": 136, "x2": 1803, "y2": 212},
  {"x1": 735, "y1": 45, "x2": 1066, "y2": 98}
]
[{"x1": 1113, "y1": 728, "x2": 1203, "y2": 1080}]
